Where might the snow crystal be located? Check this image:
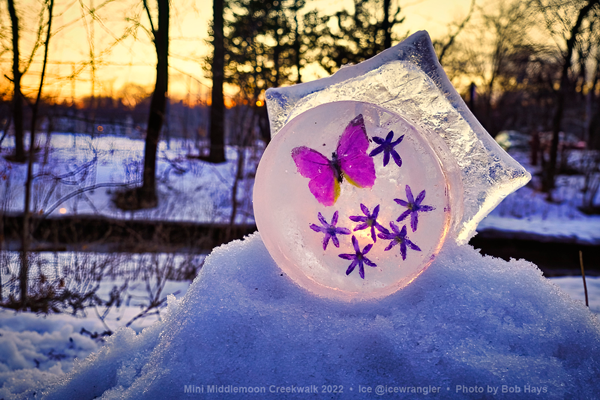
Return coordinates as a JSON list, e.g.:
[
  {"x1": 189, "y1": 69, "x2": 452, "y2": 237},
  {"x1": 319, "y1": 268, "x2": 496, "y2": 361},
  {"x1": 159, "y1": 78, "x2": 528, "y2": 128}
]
[{"x1": 37, "y1": 233, "x2": 600, "y2": 399}]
